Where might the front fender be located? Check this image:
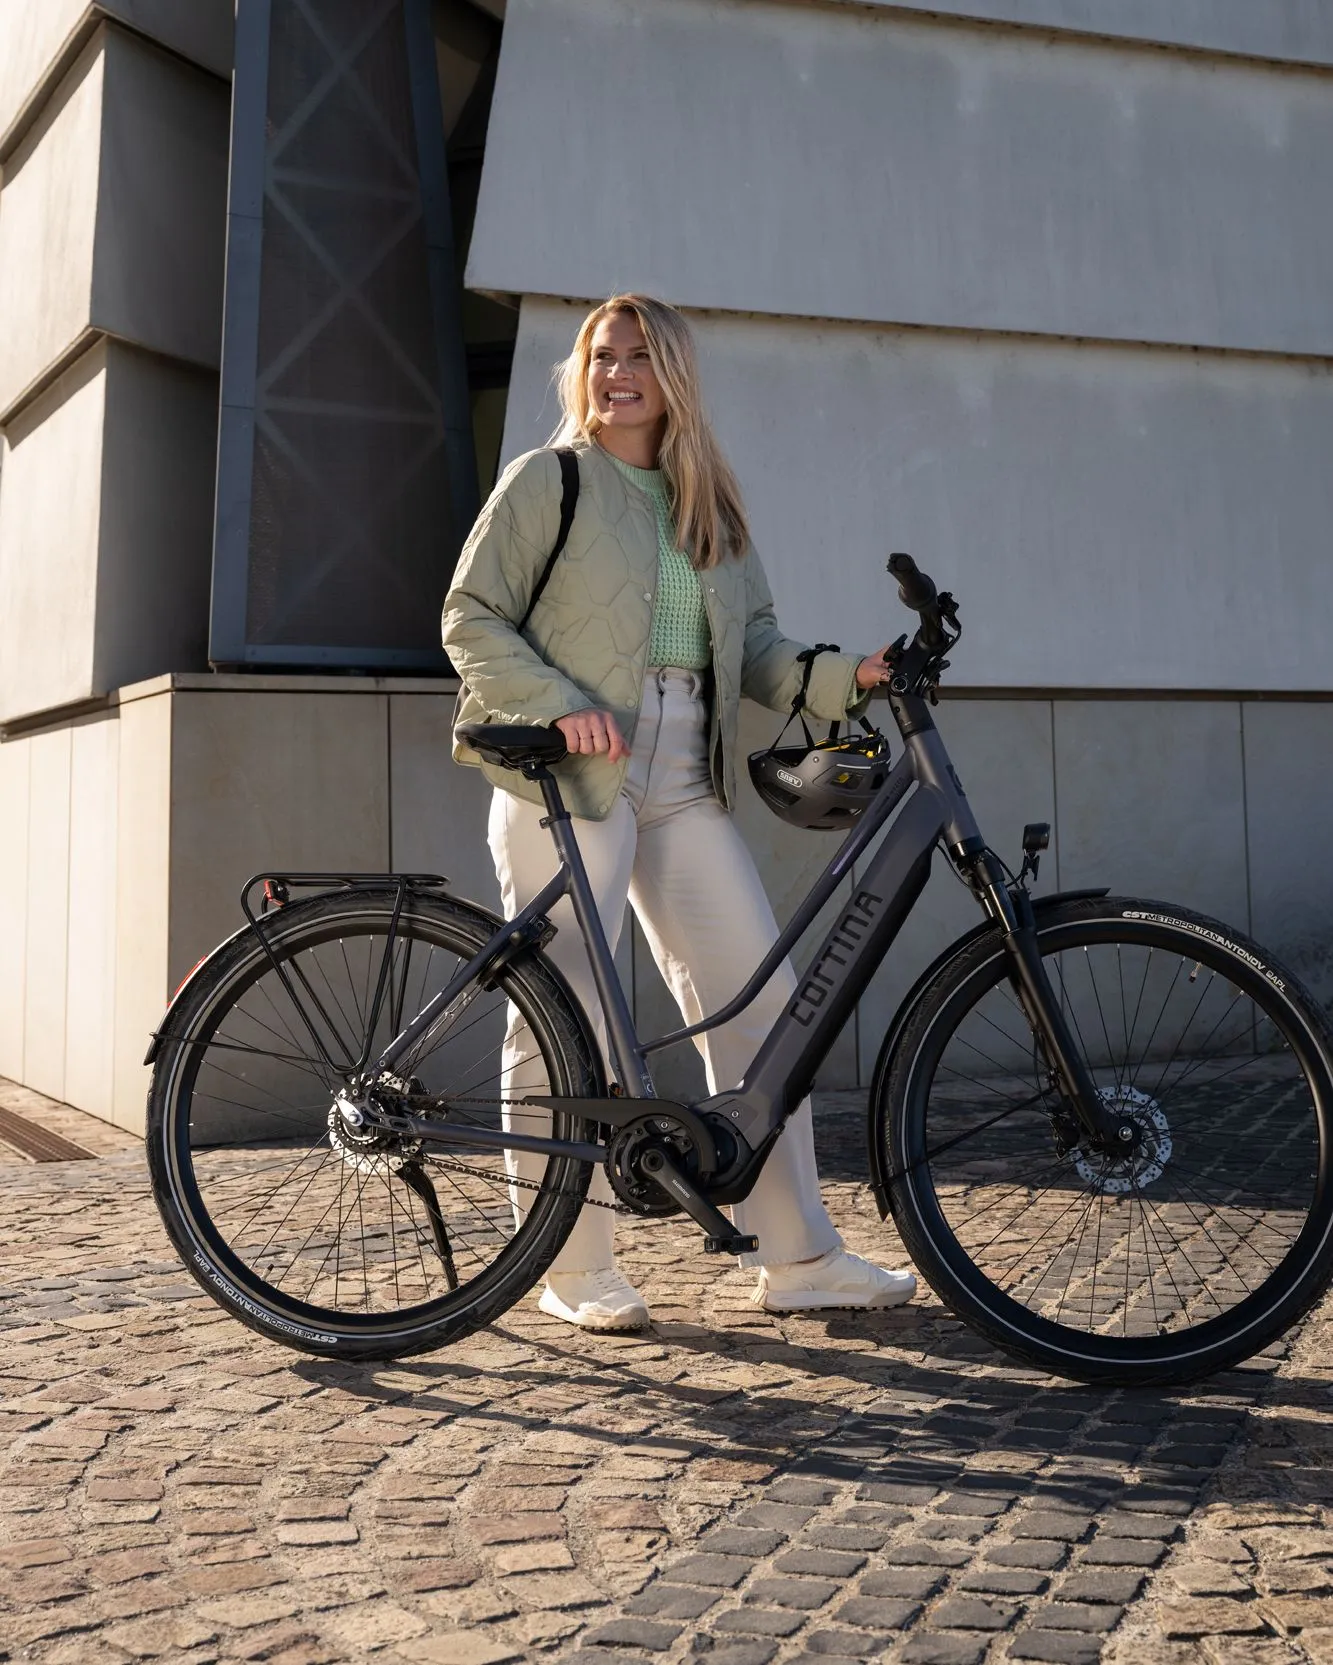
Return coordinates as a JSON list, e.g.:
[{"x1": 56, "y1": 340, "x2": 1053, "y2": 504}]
[{"x1": 864, "y1": 887, "x2": 1109, "y2": 1218}]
